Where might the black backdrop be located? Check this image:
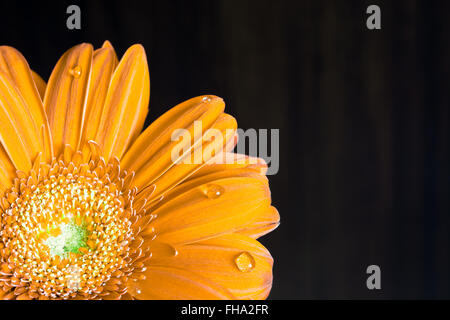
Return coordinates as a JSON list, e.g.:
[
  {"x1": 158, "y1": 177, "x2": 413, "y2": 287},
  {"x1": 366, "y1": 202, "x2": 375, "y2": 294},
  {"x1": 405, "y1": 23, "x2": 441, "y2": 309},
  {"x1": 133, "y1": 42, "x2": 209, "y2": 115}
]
[{"x1": 0, "y1": 0, "x2": 449, "y2": 299}]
